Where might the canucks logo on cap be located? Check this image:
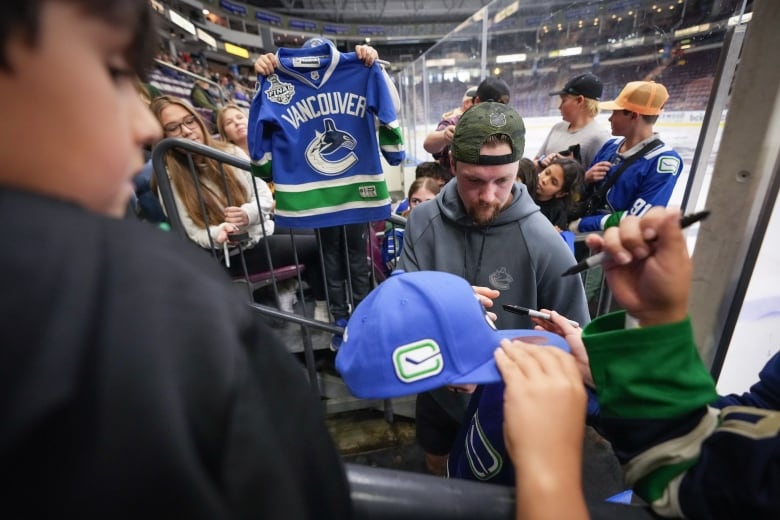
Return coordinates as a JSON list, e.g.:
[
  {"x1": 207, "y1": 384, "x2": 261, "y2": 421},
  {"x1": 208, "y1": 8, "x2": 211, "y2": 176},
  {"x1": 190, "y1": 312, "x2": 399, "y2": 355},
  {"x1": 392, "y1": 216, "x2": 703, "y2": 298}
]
[
  {"x1": 393, "y1": 340, "x2": 444, "y2": 383},
  {"x1": 488, "y1": 112, "x2": 507, "y2": 128}
]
